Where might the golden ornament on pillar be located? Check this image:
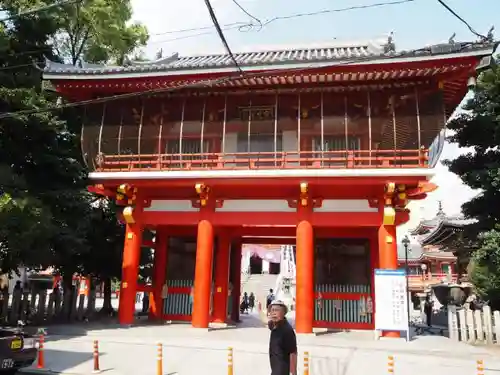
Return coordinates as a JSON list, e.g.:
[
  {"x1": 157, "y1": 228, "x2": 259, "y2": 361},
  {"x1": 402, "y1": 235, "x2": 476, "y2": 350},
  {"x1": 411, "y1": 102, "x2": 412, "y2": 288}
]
[
  {"x1": 385, "y1": 182, "x2": 396, "y2": 195},
  {"x1": 382, "y1": 206, "x2": 396, "y2": 226},
  {"x1": 195, "y1": 183, "x2": 210, "y2": 207},
  {"x1": 299, "y1": 182, "x2": 309, "y2": 207},
  {"x1": 123, "y1": 206, "x2": 136, "y2": 224}
]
